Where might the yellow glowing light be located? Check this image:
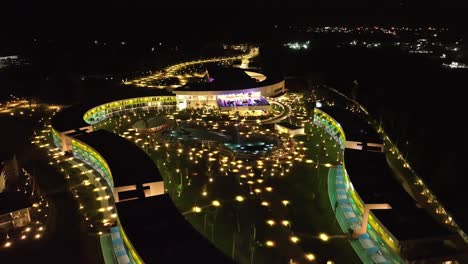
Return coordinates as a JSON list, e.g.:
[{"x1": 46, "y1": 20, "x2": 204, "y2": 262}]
[
  {"x1": 290, "y1": 236, "x2": 300, "y2": 243},
  {"x1": 265, "y1": 240, "x2": 275, "y2": 247},
  {"x1": 212, "y1": 200, "x2": 221, "y2": 207},
  {"x1": 202, "y1": 191, "x2": 207, "y2": 196},
  {"x1": 305, "y1": 253, "x2": 316, "y2": 261},
  {"x1": 266, "y1": 219, "x2": 275, "y2": 226},
  {"x1": 282, "y1": 200, "x2": 290, "y2": 206},
  {"x1": 319, "y1": 233, "x2": 329, "y2": 242},
  {"x1": 281, "y1": 220, "x2": 290, "y2": 226},
  {"x1": 192, "y1": 206, "x2": 202, "y2": 213},
  {"x1": 4, "y1": 241, "x2": 12, "y2": 248},
  {"x1": 265, "y1": 187, "x2": 273, "y2": 192},
  {"x1": 235, "y1": 196, "x2": 245, "y2": 202},
  {"x1": 35, "y1": 234, "x2": 41, "y2": 239},
  {"x1": 261, "y1": 201, "x2": 270, "y2": 207},
  {"x1": 254, "y1": 188, "x2": 262, "y2": 193}
]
